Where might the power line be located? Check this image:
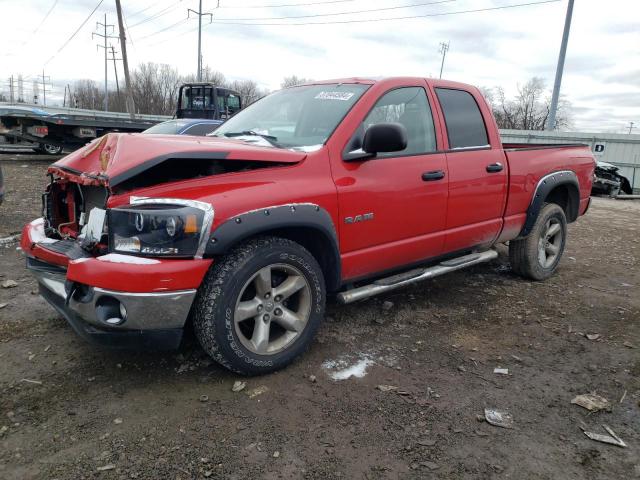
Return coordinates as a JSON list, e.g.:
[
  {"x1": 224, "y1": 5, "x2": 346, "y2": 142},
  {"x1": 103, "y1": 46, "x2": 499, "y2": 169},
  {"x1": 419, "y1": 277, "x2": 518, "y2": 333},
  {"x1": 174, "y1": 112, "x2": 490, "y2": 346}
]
[
  {"x1": 138, "y1": 0, "x2": 559, "y2": 44},
  {"x1": 209, "y1": 0, "x2": 561, "y2": 26},
  {"x1": 215, "y1": 0, "x2": 456, "y2": 21},
  {"x1": 23, "y1": 0, "x2": 58, "y2": 44},
  {"x1": 136, "y1": 19, "x2": 188, "y2": 41},
  {"x1": 44, "y1": 0, "x2": 105, "y2": 66},
  {"x1": 126, "y1": 1, "x2": 167, "y2": 18},
  {"x1": 128, "y1": 0, "x2": 184, "y2": 28},
  {"x1": 218, "y1": 0, "x2": 357, "y2": 8}
]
